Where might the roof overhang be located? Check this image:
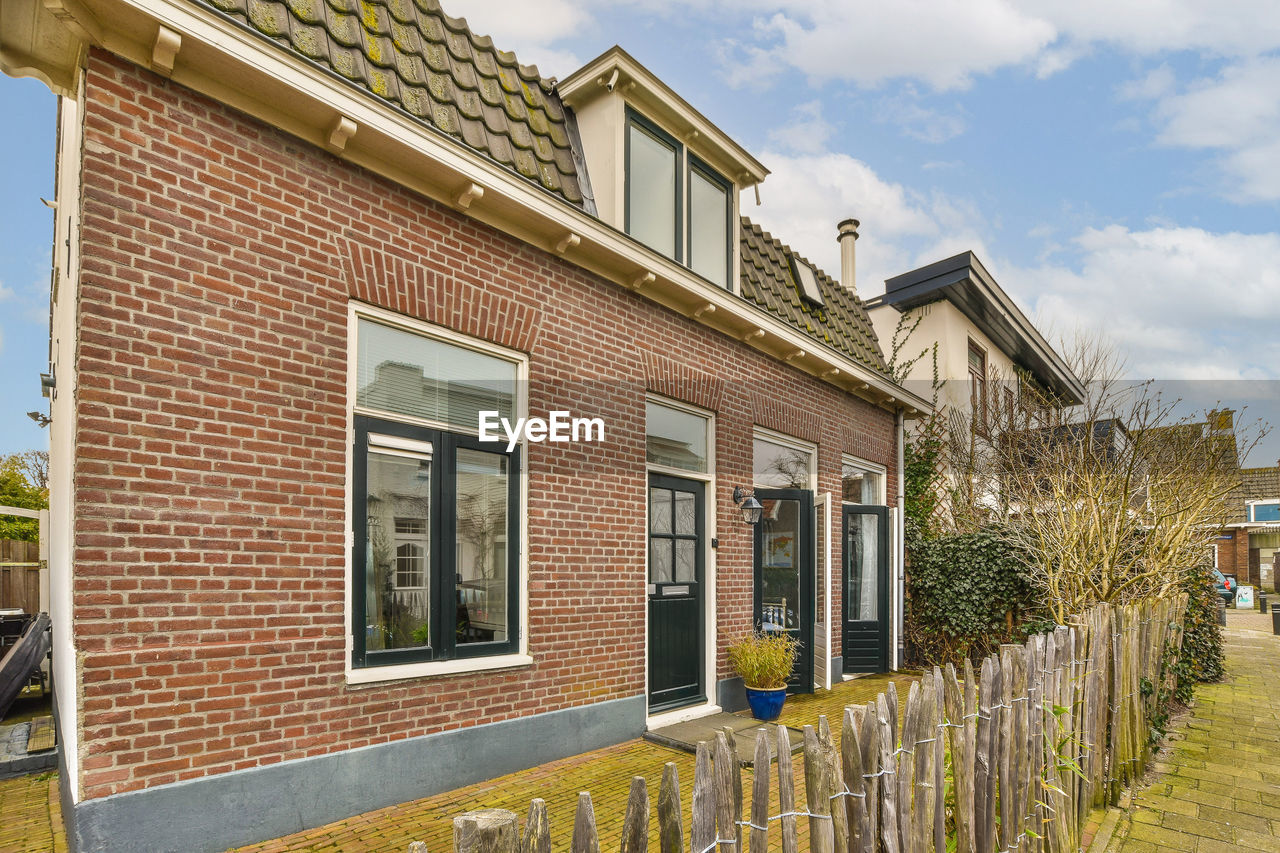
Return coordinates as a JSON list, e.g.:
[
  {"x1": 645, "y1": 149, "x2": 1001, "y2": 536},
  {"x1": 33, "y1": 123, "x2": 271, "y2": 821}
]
[
  {"x1": 865, "y1": 251, "x2": 1086, "y2": 405},
  {"x1": 558, "y1": 46, "x2": 769, "y2": 191},
  {"x1": 1, "y1": 0, "x2": 926, "y2": 418}
]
